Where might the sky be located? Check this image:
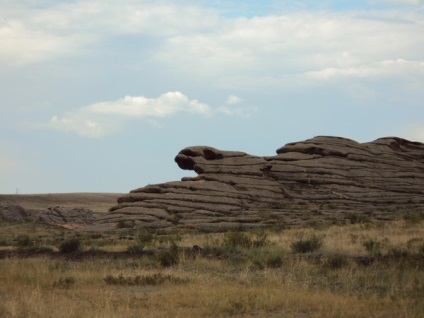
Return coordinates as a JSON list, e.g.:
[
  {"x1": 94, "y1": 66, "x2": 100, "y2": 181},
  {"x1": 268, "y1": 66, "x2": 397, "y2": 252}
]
[{"x1": 1, "y1": 0, "x2": 423, "y2": 194}]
